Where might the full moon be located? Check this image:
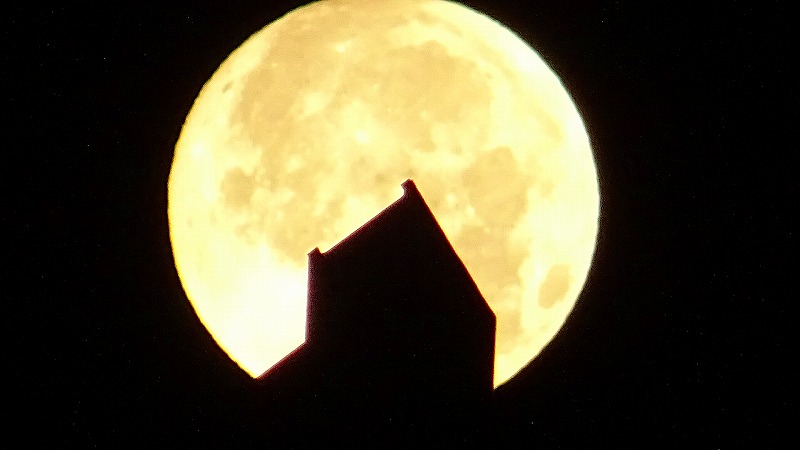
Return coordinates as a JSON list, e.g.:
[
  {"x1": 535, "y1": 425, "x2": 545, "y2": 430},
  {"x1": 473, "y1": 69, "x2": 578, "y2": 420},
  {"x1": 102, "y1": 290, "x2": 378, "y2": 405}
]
[{"x1": 168, "y1": 0, "x2": 598, "y2": 387}]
